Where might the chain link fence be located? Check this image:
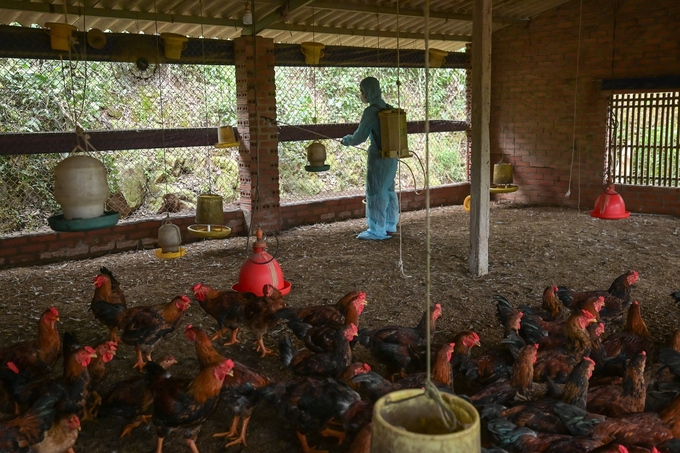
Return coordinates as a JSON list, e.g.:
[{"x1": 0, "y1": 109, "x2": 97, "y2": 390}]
[{"x1": 0, "y1": 45, "x2": 468, "y2": 236}]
